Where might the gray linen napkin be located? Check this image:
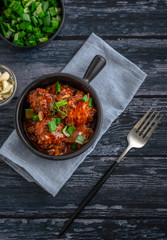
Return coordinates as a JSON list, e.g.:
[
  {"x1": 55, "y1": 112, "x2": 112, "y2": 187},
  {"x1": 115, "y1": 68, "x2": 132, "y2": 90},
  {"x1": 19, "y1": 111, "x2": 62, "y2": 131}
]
[{"x1": 0, "y1": 33, "x2": 147, "y2": 196}]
